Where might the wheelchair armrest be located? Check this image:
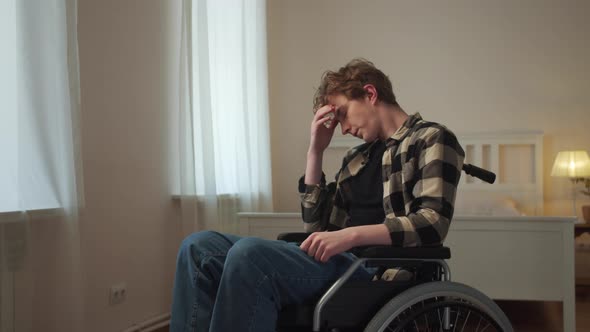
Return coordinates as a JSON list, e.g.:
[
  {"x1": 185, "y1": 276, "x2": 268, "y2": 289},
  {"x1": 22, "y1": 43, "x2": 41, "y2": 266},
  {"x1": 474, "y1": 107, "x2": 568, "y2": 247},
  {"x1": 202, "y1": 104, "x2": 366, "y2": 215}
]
[
  {"x1": 355, "y1": 245, "x2": 451, "y2": 260},
  {"x1": 277, "y1": 232, "x2": 311, "y2": 243},
  {"x1": 277, "y1": 233, "x2": 451, "y2": 260}
]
